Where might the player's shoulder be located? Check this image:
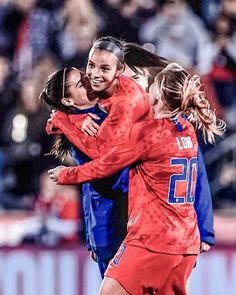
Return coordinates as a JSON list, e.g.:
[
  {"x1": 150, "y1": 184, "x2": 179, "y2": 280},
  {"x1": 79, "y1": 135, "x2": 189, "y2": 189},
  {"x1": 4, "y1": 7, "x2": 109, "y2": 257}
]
[{"x1": 156, "y1": 118, "x2": 196, "y2": 141}]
